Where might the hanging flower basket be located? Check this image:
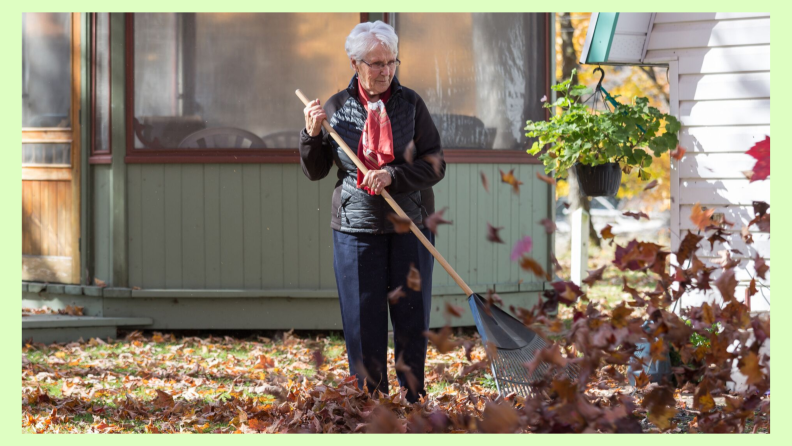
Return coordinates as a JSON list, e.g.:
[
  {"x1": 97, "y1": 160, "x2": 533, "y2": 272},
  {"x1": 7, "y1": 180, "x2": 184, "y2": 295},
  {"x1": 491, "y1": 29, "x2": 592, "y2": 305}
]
[
  {"x1": 574, "y1": 162, "x2": 622, "y2": 197},
  {"x1": 525, "y1": 68, "x2": 681, "y2": 186}
]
